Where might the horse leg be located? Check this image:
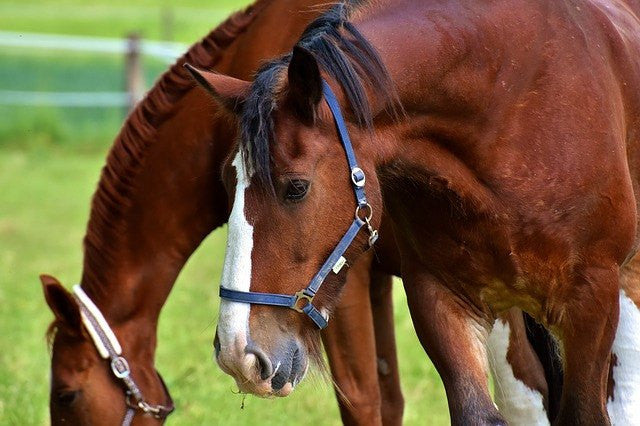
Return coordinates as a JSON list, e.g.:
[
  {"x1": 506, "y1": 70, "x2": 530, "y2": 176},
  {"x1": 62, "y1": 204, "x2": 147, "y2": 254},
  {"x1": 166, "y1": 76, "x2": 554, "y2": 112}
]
[
  {"x1": 554, "y1": 266, "x2": 619, "y2": 426},
  {"x1": 322, "y1": 253, "x2": 383, "y2": 426},
  {"x1": 403, "y1": 270, "x2": 505, "y2": 426},
  {"x1": 487, "y1": 308, "x2": 550, "y2": 425},
  {"x1": 607, "y1": 253, "x2": 640, "y2": 424},
  {"x1": 369, "y1": 271, "x2": 404, "y2": 426}
]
